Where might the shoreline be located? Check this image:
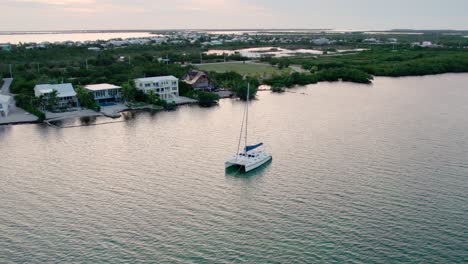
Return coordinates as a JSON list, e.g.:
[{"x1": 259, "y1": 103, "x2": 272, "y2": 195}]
[
  {"x1": 22, "y1": 98, "x2": 200, "y2": 128},
  {"x1": 1, "y1": 73, "x2": 466, "y2": 128}
]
